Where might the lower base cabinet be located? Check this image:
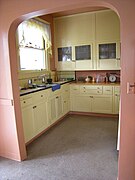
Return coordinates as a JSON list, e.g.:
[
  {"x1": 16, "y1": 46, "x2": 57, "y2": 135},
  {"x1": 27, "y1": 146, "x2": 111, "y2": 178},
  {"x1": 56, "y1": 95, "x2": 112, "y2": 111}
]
[
  {"x1": 91, "y1": 95, "x2": 113, "y2": 114},
  {"x1": 20, "y1": 83, "x2": 120, "y2": 144},
  {"x1": 48, "y1": 92, "x2": 63, "y2": 125},
  {"x1": 33, "y1": 101, "x2": 48, "y2": 136},
  {"x1": 71, "y1": 95, "x2": 113, "y2": 114},
  {"x1": 63, "y1": 96, "x2": 70, "y2": 115},
  {"x1": 21, "y1": 104, "x2": 34, "y2": 143},
  {"x1": 70, "y1": 84, "x2": 120, "y2": 114},
  {"x1": 71, "y1": 95, "x2": 92, "y2": 112}
]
